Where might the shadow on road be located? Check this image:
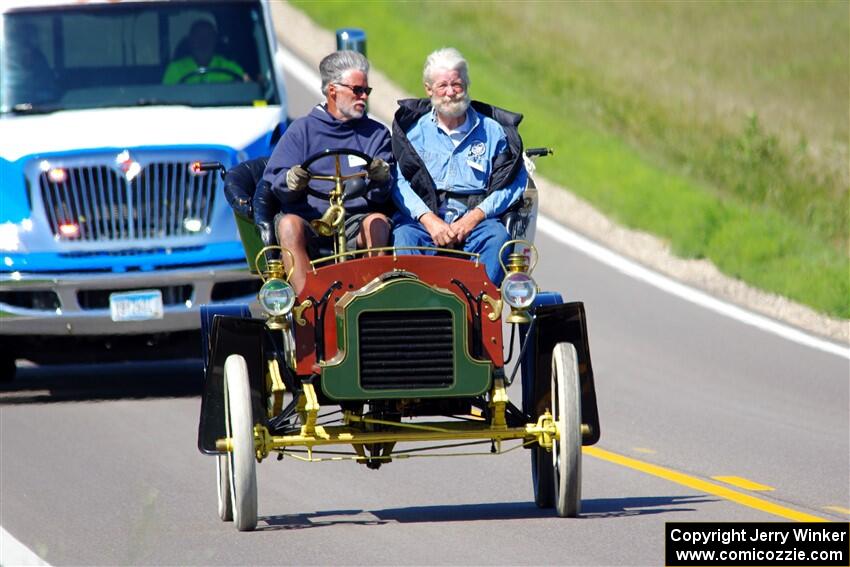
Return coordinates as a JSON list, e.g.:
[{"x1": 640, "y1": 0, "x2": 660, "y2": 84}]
[
  {"x1": 581, "y1": 495, "x2": 717, "y2": 517},
  {"x1": 259, "y1": 495, "x2": 714, "y2": 529},
  {"x1": 260, "y1": 503, "x2": 546, "y2": 531},
  {"x1": 261, "y1": 509, "x2": 389, "y2": 531},
  {"x1": 0, "y1": 359, "x2": 203, "y2": 405}
]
